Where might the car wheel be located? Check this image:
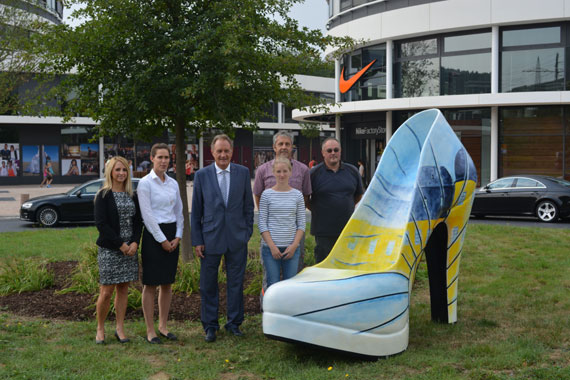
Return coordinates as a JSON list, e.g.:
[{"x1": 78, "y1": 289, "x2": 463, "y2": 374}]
[
  {"x1": 536, "y1": 200, "x2": 558, "y2": 223},
  {"x1": 37, "y1": 206, "x2": 59, "y2": 227}
]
